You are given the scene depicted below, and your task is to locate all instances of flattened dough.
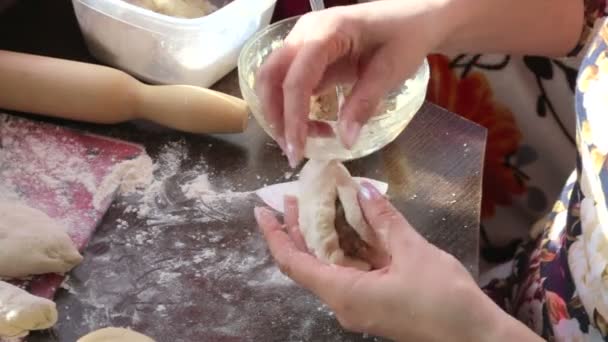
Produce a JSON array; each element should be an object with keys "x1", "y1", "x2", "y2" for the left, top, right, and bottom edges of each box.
[
  {"x1": 0, "y1": 280, "x2": 57, "y2": 338},
  {"x1": 0, "y1": 201, "x2": 83, "y2": 278},
  {"x1": 78, "y1": 327, "x2": 155, "y2": 342},
  {"x1": 298, "y1": 160, "x2": 383, "y2": 270}
]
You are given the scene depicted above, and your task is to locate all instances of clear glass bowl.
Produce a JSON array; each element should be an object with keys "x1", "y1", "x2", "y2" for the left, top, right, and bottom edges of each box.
[{"x1": 238, "y1": 16, "x2": 429, "y2": 161}]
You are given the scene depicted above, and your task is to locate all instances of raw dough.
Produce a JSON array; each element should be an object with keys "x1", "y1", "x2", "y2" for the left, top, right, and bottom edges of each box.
[
  {"x1": 297, "y1": 159, "x2": 382, "y2": 270},
  {"x1": 308, "y1": 86, "x2": 395, "y2": 121},
  {"x1": 78, "y1": 327, "x2": 155, "y2": 342},
  {"x1": 255, "y1": 177, "x2": 388, "y2": 214},
  {"x1": 310, "y1": 90, "x2": 340, "y2": 121},
  {"x1": 0, "y1": 280, "x2": 57, "y2": 338},
  {"x1": 129, "y1": 0, "x2": 216, "y2": 19},
  {"x1": 0, "y1": 201, "x2": 83, "y2": 278}
]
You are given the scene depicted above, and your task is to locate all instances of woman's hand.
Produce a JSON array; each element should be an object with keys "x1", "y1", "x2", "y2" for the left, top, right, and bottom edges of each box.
[
  {"x1": 254, "y1": 182, "x2": 543, "y2": 341},
  {"x1": 256, "y1": 1, "x2": 451, "y2": 167},
  {"x1": 256, "y1": 0, "x2": 583, "y2": 168}
]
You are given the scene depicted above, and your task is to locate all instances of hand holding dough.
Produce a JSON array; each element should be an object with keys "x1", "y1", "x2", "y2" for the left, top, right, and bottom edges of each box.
[
  {"x1": 297, "y1": 160, "x2": 388, "y2": 270},
  {"x1": 0, "y1": 201, "x2": 83, "y2": 278},
  {"x1": 78, "y1": 327, "x2": 155, "y2": 342},
  {"x1": 0, "y1": 280, "x2": 57, "y2": 338}
]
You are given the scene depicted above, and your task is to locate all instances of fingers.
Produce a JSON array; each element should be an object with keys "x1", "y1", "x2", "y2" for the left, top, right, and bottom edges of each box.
[
  {"x1": 338, "y1": 47, "x2": 401, "y2": 148},
  {"x1": 357, "y1": 182, "x2": 423, "y2": 260},
  {"x1": 359, "y1": 244, "x2": 391, "y2": 270},
  {"x1": 257, "y1": 46, "x2": 296, "y2": 150},
  {"x1": 284, "y1": 196, "x2": 309, "y2": 252},
  {"x1": 313, "y1": 59, "x2": 358, "y2": 95},
  {"x1": 308, "y1": 120, "x2": 335, "y2": 138},
  {"x1": 254, "y1": 206, "x2": 359, "y2": 304},
  {"x1": 281, "y1": 40, "x2": 331, "y2": 167},
  {"x1": 284, "y1": 195, "x2": 299, "y2": 227},
  {"x1": 280, "y1": 12, "x2": 358, "y2": 167},
  {"x1": 288, "y1": 224, "x2": 308, "y2": 253}
]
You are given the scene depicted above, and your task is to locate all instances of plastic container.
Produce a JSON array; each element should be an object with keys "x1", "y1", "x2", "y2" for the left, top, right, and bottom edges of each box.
[
  {"x1": 72, "y1": 0, "x2": 277, "y2": 87},
  {"x1": 238, "y1": 16, "x2": 429, "y2": 161}
]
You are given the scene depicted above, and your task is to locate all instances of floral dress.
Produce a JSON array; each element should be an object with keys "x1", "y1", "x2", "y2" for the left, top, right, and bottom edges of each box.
[{"x1": 446, "y1": 3, "x2": 608, "y2": 340}]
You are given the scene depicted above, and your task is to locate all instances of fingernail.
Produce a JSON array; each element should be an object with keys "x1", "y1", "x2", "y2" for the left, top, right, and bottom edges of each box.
[
  {"x1": 359, "y1": 182, "x2": 381, "y2": 201},
  {"x1": 339, "y1": 119, "x2": 362, "y2": 149},
  {"x1": 276, "y1": 136, "x2": 286, "y2": 152},
  {"x1": 254, "y1": 206, "x2": 269, "y2": 221},
  {"x1": 286, "y1": 142, "x2": 299, "y2": 168}
]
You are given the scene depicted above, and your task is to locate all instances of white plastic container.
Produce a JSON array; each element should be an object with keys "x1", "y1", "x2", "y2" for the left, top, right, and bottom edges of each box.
[{"x1": 72, "y1": 0, "x2": 277, "y2": 87}]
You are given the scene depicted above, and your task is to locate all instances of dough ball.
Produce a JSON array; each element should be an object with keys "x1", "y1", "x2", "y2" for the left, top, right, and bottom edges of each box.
[
  {"x1": 0, "y1": 280, "x2": 57, "y2": 338},
  {"x1": 0, "y1": 201, "x2": 83, "y2": 278},
  {"x1": 78, "y1": 327, "x2": 155, "y2": 342}
]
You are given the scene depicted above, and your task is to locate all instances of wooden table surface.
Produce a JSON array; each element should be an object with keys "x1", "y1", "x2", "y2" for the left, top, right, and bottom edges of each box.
[{"x1": 0, "y1": 1, "x2": 486, "y2": 341}]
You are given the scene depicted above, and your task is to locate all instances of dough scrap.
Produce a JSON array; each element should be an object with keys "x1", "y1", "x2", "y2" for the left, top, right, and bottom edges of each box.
[
  {"x1": 255, "y1": 177, "x2": 388, "y2": 214},
  {"x1": 129, "y1": 0, "x2": 216, "y2": 19},
  {"x1": 78, "y1": 327, "x2": 155, "y2": 342},
  {"x1": 298, "y1": 159, "x2": 382, "y2": 270},
  {"x1": 0, "y1": 280, "x2": 57, "y2": 338},
  {"x1": 0, "y1": 201, "x2": 83, "y2": 278}
]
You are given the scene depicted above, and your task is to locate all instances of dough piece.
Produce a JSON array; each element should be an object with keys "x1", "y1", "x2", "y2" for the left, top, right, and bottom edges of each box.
[
  {"x1": 255, "y1": 177, "x2": 388, "y2": 214},
  {"x1": 310, "y1": 90, "x2": 340, "y2": 121},
  {"x1": 78, "y1": 327, "x2": 155, "y2": 342},
  {"x1": 0, "y1": 280, "x2": 57, "y2": 338},
  {"x1": 0, "y1": 201, "x2": 83, "y2": 278},
  {"x1": 130, "y1": 0, "x2": 216, "y2": 19},
  {"x1": 298, "y1": 160, "x2": 381, "y2": 270}
]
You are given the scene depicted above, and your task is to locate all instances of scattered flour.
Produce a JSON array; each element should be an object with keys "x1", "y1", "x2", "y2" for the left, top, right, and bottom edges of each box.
[
  {"x1": 115, "y1": 140, "x2": 251, "y2": 225},
  {"x1": 181, "y1": 174, "x2": 213, "y2": 198},
  {"x1": 0, "y1": 116, "x2": 99, "y2": 201},
  {"x1": 1, "y1": 116, "x2": 355, "y2": 341},
  {"x1": 57, "y1": 139, "x2": 354, "y2": 342},
  {"x1": 92, "y1": 154, "x2": 154, "y2": 210}
]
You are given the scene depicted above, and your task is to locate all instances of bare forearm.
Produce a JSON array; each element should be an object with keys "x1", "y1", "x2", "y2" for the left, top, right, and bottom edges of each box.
[
  {"x1": 489, "y1": 316, "x2": 546, "y2": 342},
  {"x1": 471, "y1": 288, "x2": 544, "y2": 342},
  {"x1": 435, "y1": 0, "x2": 584, "y2": 56}
]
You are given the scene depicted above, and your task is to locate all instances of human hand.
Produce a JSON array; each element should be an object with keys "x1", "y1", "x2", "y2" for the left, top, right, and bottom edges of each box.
[
  {"x1": 254, "y1": 182, "x2": 541, "y2": 341},
  {"x1": 256, "y1": 1, "x2": 451, "y2": 167}
]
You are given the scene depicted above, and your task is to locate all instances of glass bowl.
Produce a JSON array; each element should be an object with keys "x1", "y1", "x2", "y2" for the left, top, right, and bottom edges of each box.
[{"x1": 238, "y1": 16, "x2": 429, "y2": 161}]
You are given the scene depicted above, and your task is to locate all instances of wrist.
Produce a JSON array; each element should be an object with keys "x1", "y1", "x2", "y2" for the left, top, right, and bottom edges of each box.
[
  {"x1": 471, "y1": 288, "x2": 544, "y2": 342},
  {"x1": 349, "y1": 0, "x2": 464, "y2": 54},
  {"x1": 425, "y1": 0, "x2": 474, "y2": 53},
  {"x1": 434, "y1": 0, "x2": 584, "y2": 56}
]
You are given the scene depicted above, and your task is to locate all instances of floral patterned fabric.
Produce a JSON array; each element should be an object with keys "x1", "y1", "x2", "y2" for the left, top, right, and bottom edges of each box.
[{"x1": 430, "y1": 3, "x2": 608, "y2": 340}]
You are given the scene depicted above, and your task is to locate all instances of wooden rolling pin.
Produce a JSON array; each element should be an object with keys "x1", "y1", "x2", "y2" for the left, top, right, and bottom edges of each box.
[{"x1": 0, "y1": 50, "x2": 248, "y2": 133}]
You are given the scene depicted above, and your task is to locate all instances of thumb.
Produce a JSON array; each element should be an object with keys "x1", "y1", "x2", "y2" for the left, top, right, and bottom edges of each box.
[
  {"x1": 357, "y1": 182, "x2": 423, "y2": 257},
  {"x1": 338, "y1": 46, "x2": 424, "y2": 149},
  {"x1": 337, "y1": 47, "x2": 400, "y2": 148}
]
